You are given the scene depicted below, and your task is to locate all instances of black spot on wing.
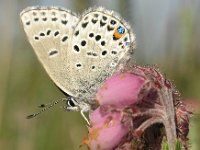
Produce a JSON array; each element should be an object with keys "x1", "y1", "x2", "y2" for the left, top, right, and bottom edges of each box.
[
  {"x1": 113, "y1": 36, "x2": 119, "y2": 40},
  {"x1": 41, "y1": 12, "x2": 46, "y2": 15},
  {"x1": 110, "y1": 20, "x2": 116, "y2": 25},
  {"x1": 119, "y1": 42, "x2": 123, "y2": 45},
  {"x1": 40, "y1": 32, "x2": 45, "y2": 36},
  {"x1": 42, "y1": 18, "x2": 47, "y2": 21},
  {"x1": 61, "y1": 20, "x2": 68, "y2": 25},
  {"x1": 34, "y1": 18, "x2": 39, "y2": 22},
  {"x1": 46, "y1": 30, "x2": 51, "y2": 35},
  {"x1": 84, "y1": 16, "x2": 88, "y2": 20},
  {"x1": 94, "y1": 14, "x2": 99, "y2": 18},
  {"x1": 95, "y1": 35, "x2": 101, "y2": 41},
  {"x1": 32, "y1": 12, "x2": 37, "y2": 16},
  {"x1": 107, "y1": 25, "x2": 114, "y2": 31},
  {"x1": 87, "y1": 52, "x2": 98, "y2": 57},
  {"x1": 81, "y1": 40, "x2": 86, "y2": 46},
  {"x1": 82, "y1": 22, "x2": 89, "y2": 28},
  {"x1": 62, "y1": 36, "x2": 68, "y2": 42},
  {"x1": 54, "y1": 31, "x2": 59, "y2": 37},
  {"x1": 111, "y1": 51, "x2": 117, "y2": 55},
  {"x1": 89, "y1": 33, "x2": 94, "y2": 38},
  {"x1": 49, "y1": 50, "x2": 58, "y2": 56},
  {"x1": 74, "y1": 45, "x2": 80, "y2": 52},
  {"x1": 102, "y1": 50, "x2": 107, "y2": 56},
  {"x1": 34, "y1": 36, "x2": 39, "y2": 40},
  {"x1": 52, "y1": 17, "x2": 57, "y2": 21},
  {"x1": 101, "y1": 41, "x2": 106, "y2": 46},
  {"x1": 75, "y1": 30, "x2": 79, "y2": 36},
  {"x1": 124, "y1": 37, "x2": 128, "y2": 41},
  {"x1": 102, "y1": 16, "x2": 107, "y2": 20},
  {"x1": 92, "y1": 19, "x2": 98, "y2": 24},
  {"x1": 26, "y1": 21, "x2": 30, "y2": 25},
  {"x1": 76, "y1": 63, "x2": 82, "y2": 68},
  {"x1": 100, "y1": 20, "x2": 106, "y2": 27}
]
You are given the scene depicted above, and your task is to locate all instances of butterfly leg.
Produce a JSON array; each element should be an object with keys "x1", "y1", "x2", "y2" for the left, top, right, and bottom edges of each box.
[
  {"x1": 63, "y1": 105, "x2": 90, "y2": 125},
  {"x1": 63, "y1": 105, "x2": 79, "y2": 111},
  {"x1": 80, "y1": 109, "x2": 90, "y2": 125}
]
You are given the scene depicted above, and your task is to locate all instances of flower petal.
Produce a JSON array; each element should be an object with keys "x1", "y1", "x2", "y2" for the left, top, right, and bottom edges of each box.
[{"x1": 96, "y1": 73, "x2": 145, "y2": 108}]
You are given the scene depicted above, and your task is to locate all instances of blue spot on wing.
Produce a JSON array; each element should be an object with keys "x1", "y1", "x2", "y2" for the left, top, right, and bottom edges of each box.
[
  {"x1": 117, "y1": 26, "x2": 125, "y2": 34},
  {"x1": 125, "y1": 42, "x2": 129, "y2": 46}
]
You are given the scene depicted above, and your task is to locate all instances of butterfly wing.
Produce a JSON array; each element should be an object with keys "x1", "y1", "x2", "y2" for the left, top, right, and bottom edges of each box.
[
  {"x1": 69, "y1": 7, "x2": 136, "y2": 101},
  {"x1": 21, "y1": 6, "x2": 136, "y2": 104},
  {"x1": 20, "y1": 7, "x2": 79, "y2": 96}
]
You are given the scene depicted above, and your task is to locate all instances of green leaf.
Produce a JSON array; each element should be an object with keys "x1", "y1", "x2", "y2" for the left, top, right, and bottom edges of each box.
[
  {"x1": 163, "y1": 142, "x2": 169, "y2": 150},
  {"x1": 175, "y1": 140, "x2": 182, "y2": 150}
]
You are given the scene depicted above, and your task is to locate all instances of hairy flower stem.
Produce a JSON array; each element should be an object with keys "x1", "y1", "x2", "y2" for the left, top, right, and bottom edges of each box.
[{"x1": 160, "y1": 89, "x2": 177, "y2": 150}]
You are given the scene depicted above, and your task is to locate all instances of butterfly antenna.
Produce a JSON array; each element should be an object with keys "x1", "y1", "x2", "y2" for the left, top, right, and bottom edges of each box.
[{"x1": 26, "y1": 98, "x2": 67, "y2": 119}]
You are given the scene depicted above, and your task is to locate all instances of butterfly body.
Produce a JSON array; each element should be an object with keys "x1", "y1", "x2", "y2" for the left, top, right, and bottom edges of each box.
[{"x1": 20, "y1": 6, "x2": 135, "y2": 112}]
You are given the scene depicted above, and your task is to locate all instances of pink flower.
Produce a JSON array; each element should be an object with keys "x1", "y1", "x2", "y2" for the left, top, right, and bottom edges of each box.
[
  {"x1": 83, "y1": 71, "x2": 146, "y2": 150},
  {"x1": 96, "y1": 73, "x2": 145, "y2": 108},
  {"x1": 83, "y1": 107, "x2": 129, "y2": 150},
  {"x1": 82, "y1": 66, "x2": 191, "y2": 150}
]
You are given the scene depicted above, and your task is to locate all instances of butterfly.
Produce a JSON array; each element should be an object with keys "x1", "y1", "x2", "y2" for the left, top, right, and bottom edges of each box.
[{"x1": 20, "y1": 6, "x2": 135, "y2": 122}]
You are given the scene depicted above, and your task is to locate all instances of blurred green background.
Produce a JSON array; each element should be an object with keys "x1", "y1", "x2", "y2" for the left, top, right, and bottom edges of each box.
[{"x1": 0, "y1": 0, "x2": 199, "y2": 150}]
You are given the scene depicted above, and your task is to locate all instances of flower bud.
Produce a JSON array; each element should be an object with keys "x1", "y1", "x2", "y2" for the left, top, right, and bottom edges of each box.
[
  {"x1": 96, "y1": 73, "x2": 145, "y2": 108},
  {"x1": 83, "y1": 107, "x2": 129, "y2": 150}
]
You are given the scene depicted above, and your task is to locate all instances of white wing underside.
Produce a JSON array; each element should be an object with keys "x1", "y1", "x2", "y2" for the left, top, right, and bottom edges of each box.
[{"x1": 20, "y1": 6, "x2": 135, "y2": 103}]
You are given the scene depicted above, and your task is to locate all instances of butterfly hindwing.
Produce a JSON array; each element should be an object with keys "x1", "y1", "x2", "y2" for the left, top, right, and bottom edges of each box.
[{"x1": 69, "y1": 7, "x2": 136, "y2": 100}]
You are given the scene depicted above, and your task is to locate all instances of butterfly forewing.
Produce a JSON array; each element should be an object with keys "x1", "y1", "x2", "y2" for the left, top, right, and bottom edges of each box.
[{"x1": 20, "y1": 7, "x2": 79, "y2": 97}]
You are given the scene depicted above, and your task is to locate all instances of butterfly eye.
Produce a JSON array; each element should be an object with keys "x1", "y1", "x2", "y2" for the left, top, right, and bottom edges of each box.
[{"x1": 67, "y1": 99, "x2": 76, "y2": 107}]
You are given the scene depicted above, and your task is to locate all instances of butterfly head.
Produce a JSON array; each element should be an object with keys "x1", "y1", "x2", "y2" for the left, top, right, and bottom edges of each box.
[{"x1": 65, "y1": 97, "x2": 91, "y2": 113}]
